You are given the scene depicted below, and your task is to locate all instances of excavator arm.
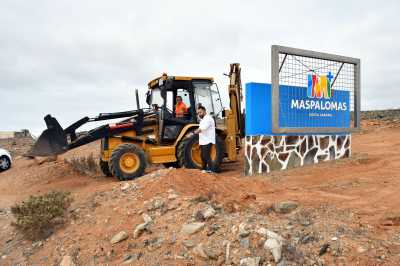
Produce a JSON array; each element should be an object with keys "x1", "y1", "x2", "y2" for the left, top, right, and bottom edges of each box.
[
  {"x1": 228, "y1": 63, "x2": 245, "y2": 137},
  {"x1": 27, "y1": 109, "x2": 150, "y2": 157},
  {"x1": 224, "y1": 63, "x2": 244, "y2": 161}
]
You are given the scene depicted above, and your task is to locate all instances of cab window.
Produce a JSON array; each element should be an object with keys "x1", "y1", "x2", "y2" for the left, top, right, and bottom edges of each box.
[
  {"x1": 193, "y1": 81, "x2": 223, "y2": 119},
  {"x1": 177, "y1": 88, "x2": 191, "y2": 109}
]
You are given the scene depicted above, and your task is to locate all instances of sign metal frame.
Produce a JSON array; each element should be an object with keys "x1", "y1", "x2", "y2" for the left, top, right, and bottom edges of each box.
[{"x1": 271, "y1": 45, "x2": 361, "y2": 134}]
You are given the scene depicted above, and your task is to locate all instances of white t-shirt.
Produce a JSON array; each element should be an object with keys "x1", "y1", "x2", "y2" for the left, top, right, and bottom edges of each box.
[{"x1": 198, "y1": 114, "x2": 216, "y2": 145}]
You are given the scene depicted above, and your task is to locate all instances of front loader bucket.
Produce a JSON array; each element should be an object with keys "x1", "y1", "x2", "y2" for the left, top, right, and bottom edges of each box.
[{"x1": 27, "y1": 115, "x2": 68, "y2": 157}]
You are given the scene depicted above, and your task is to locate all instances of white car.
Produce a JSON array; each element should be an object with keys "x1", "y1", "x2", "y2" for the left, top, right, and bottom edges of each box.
[{"x1": 0, "y1": 148, "x2": 12, "y2": 171}]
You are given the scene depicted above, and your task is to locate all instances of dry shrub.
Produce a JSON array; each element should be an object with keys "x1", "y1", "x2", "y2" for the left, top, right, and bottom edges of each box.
[
  {"x1": 65, "y1": 153, "x2": 99, "y2": 176},
  {"x1": 11, "y1": 191, "x2": 73, "y2": 240}
]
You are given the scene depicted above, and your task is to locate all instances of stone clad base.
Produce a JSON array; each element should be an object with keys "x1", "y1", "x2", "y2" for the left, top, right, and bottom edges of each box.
[{"x1": 245, "y1": 134, "x2": 351, "y2": 176}]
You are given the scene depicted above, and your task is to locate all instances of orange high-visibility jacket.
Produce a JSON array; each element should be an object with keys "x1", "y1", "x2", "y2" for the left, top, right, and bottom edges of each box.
[{"x1": 175, "y1": 102, "x2": 188, "y2": 117}]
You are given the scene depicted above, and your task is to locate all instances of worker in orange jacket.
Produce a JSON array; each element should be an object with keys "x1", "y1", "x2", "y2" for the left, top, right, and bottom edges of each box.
[{"x1": 175, "y1": 96, "x2": 188, "y2": 118}]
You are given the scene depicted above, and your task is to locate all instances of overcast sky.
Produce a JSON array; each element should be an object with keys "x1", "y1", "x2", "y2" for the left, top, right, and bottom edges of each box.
[{"x1": 1, "y1": 0, "x2": 399, "y2": 135}]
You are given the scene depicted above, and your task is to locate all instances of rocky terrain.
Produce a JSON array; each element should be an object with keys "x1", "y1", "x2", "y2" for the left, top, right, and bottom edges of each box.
[
  {"x1": 0, "y1": 112, "x2": 400, "y2": 265},
  {"x1": 0, "y1": 136, "x2": 35, "y2": 158},
  {"x1": 360, "y1": 109, "x2": 400, "y2": 121}
]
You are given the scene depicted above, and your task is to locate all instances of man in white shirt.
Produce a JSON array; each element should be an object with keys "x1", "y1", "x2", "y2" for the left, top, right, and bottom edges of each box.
[{"x1": 194, "y1": 106, "x2": 216, "y2": 173}]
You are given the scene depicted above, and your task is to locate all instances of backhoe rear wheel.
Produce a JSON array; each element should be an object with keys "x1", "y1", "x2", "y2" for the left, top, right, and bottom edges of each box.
[
  {"x1": 99, "y1": 159, "x2": 112, "y2": 177},
  {"x1": 109, "y1": 143, "x2": 146, "y2": 181},
  {"x1": 177, "y1": 134, "x2": 224, "y2": 171}
]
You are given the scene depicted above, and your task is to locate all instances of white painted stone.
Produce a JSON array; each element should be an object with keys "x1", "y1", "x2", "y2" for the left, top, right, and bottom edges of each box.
[{"x1": 245, "y1": 134, "x2": 351, "y2": 176}]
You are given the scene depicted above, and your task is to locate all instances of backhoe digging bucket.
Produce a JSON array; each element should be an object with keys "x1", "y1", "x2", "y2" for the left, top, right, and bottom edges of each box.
[{"x1": 27, "y1": 115, "x2": 68, "y2": 157}]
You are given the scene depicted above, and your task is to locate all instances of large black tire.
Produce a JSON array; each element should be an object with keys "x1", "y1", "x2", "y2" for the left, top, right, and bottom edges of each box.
[
  {"x1": 177, "y1": 134, "x2": 224, "y2": 171},
  {"x1": 0, "y1": 156, "x2": 11, "y2": 172},
  {"x1": 109, "y1": 143, "x2": 146, "y2": 181},
  {"x1": 99, "y1": 159, "x2": 112, "y2": 177}
]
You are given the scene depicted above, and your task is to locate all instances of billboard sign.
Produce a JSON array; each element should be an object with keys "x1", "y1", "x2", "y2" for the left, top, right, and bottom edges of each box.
[
  {"x1": 271, "y1": 45, "x2": 361, "y2": 134},
  {"x1": 279, "y1": 72, "x2": 350, "y2": 128}
]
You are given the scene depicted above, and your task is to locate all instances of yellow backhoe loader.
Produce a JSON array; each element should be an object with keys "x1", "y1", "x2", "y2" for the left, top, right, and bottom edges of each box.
[{"x1": 28, "y1": 64, "x2": 244, "y2": 180}]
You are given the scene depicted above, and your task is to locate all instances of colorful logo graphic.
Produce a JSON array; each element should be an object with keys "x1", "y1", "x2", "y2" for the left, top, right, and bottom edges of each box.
[{"x1": 307, "y1": 72, "x2": 334, "y2": 99}]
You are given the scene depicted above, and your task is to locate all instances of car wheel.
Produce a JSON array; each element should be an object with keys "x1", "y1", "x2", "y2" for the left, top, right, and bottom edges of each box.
[{"x1": 0, "y1": 156, "x2": 11, "y2": 171}]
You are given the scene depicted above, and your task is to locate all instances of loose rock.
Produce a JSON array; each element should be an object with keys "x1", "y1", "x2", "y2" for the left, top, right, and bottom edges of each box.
[
  {"x1": 240, "y1": 257, "x2": 261, "y2": 266},
  {"x1": 264, "y1": 231, "x2": 284, "y2": 263},
  {"x1": 256, "y1": 227, "x2": 269, "y2": 237},
  {"x1": 193, "y1": 243, "x2": 208, "y2": 259},
  {"x1": 147, "y1": 197, "x2": 165, "y2": 211},
  {"x1": 123, "y1": 254, "x2": 139, "y2": 264},
  {"x1": 238, "y1": 222, "x2": 251, "y2": 238},
  {"x1": 182, "y1": 240, "x2": 195, "y2": 248},
  {"x1": 273, "y1": 201, "x2": 298, "y2": 214},
  {"x1": 300, "y1": 234, "x2": 315, "y2": 244},
  {"x1": 110, "y1": 231, "x2": 129, "y2": 244},
  {"x1": 264, "y1": 238, "x2": 282, "y2": 263},
  {"x1": 202, "y1": 206, "x2": 216, "y2": 220},
  {"x1": 142, "y1": 213, "x2": 152, "y2": 224},
  {"x1": 168, "y1": 193, "x2": 179, "y2": 200},
  {"x1": 192, "y1": 243, "x2": 220, "y2": 260},
  {"x1": 277, "y1": 259, "x2": 288, "y2": 266},
  {"x1": 207, "y1": 223, "x2": 221, "y2": 236},
  {"x1": 357, "y1": 246, "x2": 368, "y2": 253},
  {"x1": 319, "y1": 243, "x2": 330, "y2": 256},
  {"x1": 59, "y1": 255, "x2": 76, "y2": 266},
  {"x1": 203, "y1": 246, "x2": 220, "y2": 260},
  {"x1": 223, "y1": 240, "x2": 231, "y2": 264},
  {"x1": 134, "y1": 213, "x2": 153, "y2": 238},
  {"x1": 133, "y1": 223, "x2": 148, "y2": 239},
  {"x1": 180, "y1": 222, "x2": 205, "y2": 235},
  {"x1": 266, "y1": 230, "x2": 283, "y2": 243},
  {"x1": 240, "y1": 237, "x2": 250, "y2": 249},
  {"x1": 259, "y1": 229, "x2": 283, "y2": 242},
  {"x1": 121, "y1": 183, "x2": 130, "y2": 192}
]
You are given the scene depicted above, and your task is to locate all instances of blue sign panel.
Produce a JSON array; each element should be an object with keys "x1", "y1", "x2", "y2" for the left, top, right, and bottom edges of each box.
[
  {"x1": 279, "y1": 85, "x2": 350, "y2": 128},
  {"x1": 245, "y1": 82, "x2": 350, "y2": 136},
  {"x1": 245, "y1": 83, "x2": 272, "y2": 135}
]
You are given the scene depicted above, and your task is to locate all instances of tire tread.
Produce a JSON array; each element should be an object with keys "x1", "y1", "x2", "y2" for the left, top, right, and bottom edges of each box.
[{"x1": 109, "y1": 143, "x2": 146, "y2": 181}]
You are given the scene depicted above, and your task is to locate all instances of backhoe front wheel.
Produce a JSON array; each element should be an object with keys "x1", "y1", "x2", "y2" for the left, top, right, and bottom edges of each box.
[
  {"x1": 109, "y1": 143, "x2": 146, "y2": 181},
  {"x1": 177, "y1": 134, "x2": 224, "y2": 171}
]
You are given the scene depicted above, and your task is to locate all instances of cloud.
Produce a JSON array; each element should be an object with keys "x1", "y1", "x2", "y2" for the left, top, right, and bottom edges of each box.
[{"x1": 0, "y1": 0, "x2": 399, "y2": 135}]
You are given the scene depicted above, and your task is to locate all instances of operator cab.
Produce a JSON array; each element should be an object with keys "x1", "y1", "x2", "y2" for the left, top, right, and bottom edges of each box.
[{"x1": 146, "y1": 75, "x2": 223, "y2": 143}]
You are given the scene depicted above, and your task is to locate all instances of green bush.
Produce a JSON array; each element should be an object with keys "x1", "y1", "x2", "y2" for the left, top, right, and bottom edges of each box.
[{"x1": 11, "y1": 191, "x2": 73, "y2": 239}]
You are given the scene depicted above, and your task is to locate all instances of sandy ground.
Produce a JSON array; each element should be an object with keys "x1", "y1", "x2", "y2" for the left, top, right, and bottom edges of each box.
[{"x1": 0, "y1": 120, "x2": 400, "y2": 265}]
